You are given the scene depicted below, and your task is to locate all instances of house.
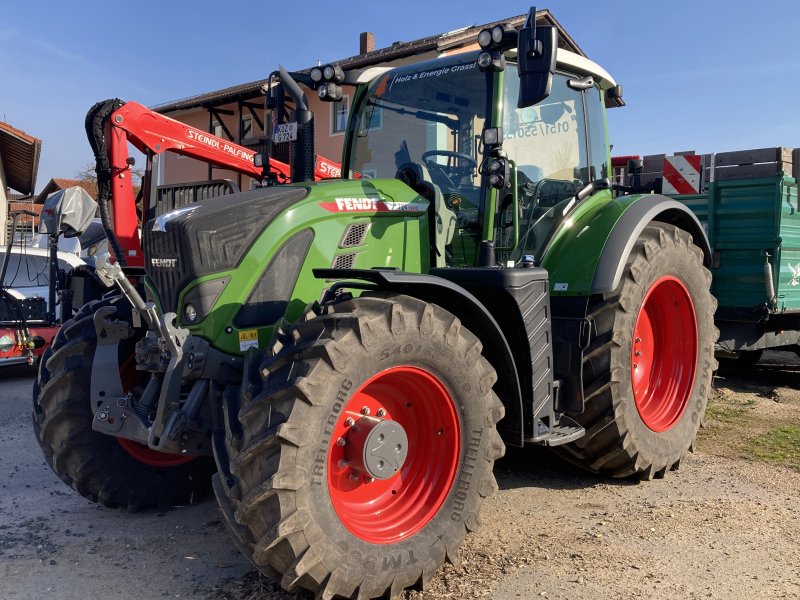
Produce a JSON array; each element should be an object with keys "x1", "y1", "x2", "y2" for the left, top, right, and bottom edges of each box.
[
  {"x1": 35, "y1": 178, "x2": 99, "y2": 204},
  {"x1": 0, "y1": 121, "x2": 41, "y2": 245},
  {"x1": 154, "y1": 10, "x2": 585, "y2": 191}
]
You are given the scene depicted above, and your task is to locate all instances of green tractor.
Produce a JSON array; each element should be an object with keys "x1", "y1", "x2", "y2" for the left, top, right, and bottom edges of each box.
[{"x1": 33, "y1": 10, "x2": 715, "y2": 599}]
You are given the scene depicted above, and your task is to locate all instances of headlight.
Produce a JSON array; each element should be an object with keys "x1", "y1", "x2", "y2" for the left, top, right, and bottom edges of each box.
[
  {"x1": 184, "y1": 303, "x2": 197, "y2": 323},
  {"x1": 477, "y1": 28, "x2": 492, "y2": 48},
  {"x1": 318, "y1": 83, "x2": 329, "y2": 99},
  {"x1": 323, "y1": 65, "x2": 335, "y2": 80},
  {"x1": 310, "y1": 67, "x2": 323, "y2": 82}
]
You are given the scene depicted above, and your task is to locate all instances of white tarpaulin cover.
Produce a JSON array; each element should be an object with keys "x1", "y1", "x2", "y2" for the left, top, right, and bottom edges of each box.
[{"x1": 38, "y1": 187, "x2": 97, "y2": 238}]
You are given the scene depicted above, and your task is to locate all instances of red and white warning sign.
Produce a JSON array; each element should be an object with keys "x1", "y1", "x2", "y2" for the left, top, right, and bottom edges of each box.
[{"x1": 662, "y1": 154, "x2": 702, "y2": 194}]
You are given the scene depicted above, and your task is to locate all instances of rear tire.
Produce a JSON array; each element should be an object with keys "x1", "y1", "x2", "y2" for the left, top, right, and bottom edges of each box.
[
  {"x1": 34, "y1": 296, "x2": 215, "y2": 510},
  {"x1": 554, "y1": 223, "x2": 717, "y2": 479},
  {"x1": 214, "y1": 294, "x2": 505, "y2": 598}
]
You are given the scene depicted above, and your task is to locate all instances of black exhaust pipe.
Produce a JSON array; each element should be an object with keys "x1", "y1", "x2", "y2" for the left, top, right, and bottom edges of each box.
[{"x1": 278, "y1": 65, "x2": 315, "y2": 183}]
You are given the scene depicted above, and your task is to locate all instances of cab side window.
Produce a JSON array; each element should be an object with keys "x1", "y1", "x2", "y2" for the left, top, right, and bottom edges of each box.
[
  {"x1": 503, "y1": 72, "x2": 589, "y2": 205},
  {"x1": 499, "y1": 72, "x2": 608, "y2": 261},
  {"x1": 585, "y1": 85, "x2": 609, "y2": 181}
]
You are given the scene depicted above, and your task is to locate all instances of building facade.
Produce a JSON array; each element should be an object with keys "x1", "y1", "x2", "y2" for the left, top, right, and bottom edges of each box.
[
  {"x1": 154, "y1": 11, "x2": 585, "y2": 190},
  {"x1": 0, "y1": 121, "x2": 41, "y2": 245}
]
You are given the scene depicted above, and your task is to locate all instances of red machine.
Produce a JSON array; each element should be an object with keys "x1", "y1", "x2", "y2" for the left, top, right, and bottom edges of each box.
[{"x1": 86, "y1": 100, "x2": 343, "y2": 268}]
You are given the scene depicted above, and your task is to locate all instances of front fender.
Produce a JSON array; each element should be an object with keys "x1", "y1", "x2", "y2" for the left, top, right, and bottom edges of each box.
[{"x1": 540, "y1": 191, "x2": 711, "y2": 296}]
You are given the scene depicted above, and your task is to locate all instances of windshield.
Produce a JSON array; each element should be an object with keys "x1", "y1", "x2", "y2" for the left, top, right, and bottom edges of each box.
[{"x1": 348, "y1": 53, "x2": 491, "y2": 266}]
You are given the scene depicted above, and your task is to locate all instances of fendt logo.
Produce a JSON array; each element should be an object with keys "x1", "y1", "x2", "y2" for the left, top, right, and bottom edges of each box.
[{"x1": 150, "y1": 258, "x2": 178, "y2": 268}]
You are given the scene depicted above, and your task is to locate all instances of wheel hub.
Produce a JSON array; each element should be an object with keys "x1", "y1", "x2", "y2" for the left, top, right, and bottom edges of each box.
[{"x1": 344, "y1": 416, "x2": 408, "y2": 480}]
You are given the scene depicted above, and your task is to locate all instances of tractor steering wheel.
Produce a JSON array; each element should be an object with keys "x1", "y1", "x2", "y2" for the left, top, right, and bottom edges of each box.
[{"x1": 421, "y1": 150, "x2": 477, "y2": 189}]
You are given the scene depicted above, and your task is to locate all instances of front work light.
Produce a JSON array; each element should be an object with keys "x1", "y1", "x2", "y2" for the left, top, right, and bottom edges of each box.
[
  {"x1": 478, "y1": 28, "x2": 493, "y2": 48},
  {"x1": 477, "y1": 23, "x2": 518, "y2": 51},
  {"x1": 318, "y1": 82, "x2": 343, "y2": 102},
  {"x1": 310, "y1": 63, "x2": 345, "y2": 102},
  {"x1": 477, "y1": 50, "x2": 505, "y2": 72}
]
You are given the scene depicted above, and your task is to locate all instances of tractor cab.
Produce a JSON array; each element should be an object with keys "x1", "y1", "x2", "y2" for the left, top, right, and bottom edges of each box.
[{"x1": 334, "y1": 22, "x2": 618, "y2": 270}]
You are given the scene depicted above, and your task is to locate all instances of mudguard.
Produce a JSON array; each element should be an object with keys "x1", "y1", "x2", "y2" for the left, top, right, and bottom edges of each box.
[
  {"x1": 541, "y1": 191, "x2": 711, "y2": 296},
  {"x1": 591, "y1": 195, "x2": 711, "y2": 294},
  {"x1": 313, "y1": 268, "x2": 526, "y2": 447}
]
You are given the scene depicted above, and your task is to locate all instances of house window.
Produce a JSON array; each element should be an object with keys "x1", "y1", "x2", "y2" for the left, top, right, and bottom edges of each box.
[
  {"x1": 241, "y1": 115, "x2": 253, "y2": 140},
  {"x1": 212, "y1": 121, "x2": 224, "y2": 138},
  {"x1": 331, "y1": 96, "x2": 349, "y2": 135}
]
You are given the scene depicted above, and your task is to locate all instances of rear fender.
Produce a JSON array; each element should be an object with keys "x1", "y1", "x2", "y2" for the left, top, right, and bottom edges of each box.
[
  {"x1": 541, "y1": 192, "x2": 711, "y2": 296},
  {"x1": 591, "y1": 195, "x2": 711, "y2": 294}
]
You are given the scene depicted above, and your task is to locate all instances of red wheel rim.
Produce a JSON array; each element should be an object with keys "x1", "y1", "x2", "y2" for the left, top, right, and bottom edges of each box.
[
  {"x1": 116, "y1": 358, "x2": 194, "y2": 468},
  {"x1": 328, "y1": 366, "x2": 460, "y2": 544},
  {"x1": 631, "y1": 276, "x2": 698, "y2": 432}
]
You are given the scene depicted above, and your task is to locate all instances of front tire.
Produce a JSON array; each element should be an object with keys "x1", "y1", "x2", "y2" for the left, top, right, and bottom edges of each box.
[
  {"x1": 555, "y1": 223, "x2": 717, "y2": 479},
  {"x1": 34, "y1": 296, "x2": 215, "y2": 510},
  {"x1": 215, "y1": 294, "x2": 505, "y2": 598}
]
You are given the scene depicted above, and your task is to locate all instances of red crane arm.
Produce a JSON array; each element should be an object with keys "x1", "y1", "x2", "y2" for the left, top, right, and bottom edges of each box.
[
  {"x1": 111, "y1": 101, "x2": 291, "y2": 180},
  {"x1": 102, "y1": 101, "x2": 343, "y2": 267}
]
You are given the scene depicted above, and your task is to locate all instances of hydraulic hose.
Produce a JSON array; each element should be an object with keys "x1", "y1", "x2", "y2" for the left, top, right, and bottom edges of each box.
[{"x1": 85, "y1": 99, "x2": 127, "y2": 267}]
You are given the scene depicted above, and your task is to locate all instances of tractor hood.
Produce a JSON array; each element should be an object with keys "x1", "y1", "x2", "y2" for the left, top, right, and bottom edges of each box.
[
  {"x1": 143, "y1": 185, "x2": 309, "y2": 312},
  {"x1": 143, "y1": 179, "x2": 429, "y2": 342}
]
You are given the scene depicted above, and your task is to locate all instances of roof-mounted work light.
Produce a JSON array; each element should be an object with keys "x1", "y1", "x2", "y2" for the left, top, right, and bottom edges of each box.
[
  {"x1": 309, "y1": 64, "x2": 345, "y2": 103},
  {"x1": 477, "y1": 23, "x2": 518, "y2": 50},
  {"x1": 476, "y1": 23, "x2": 516, "y2": 72}
]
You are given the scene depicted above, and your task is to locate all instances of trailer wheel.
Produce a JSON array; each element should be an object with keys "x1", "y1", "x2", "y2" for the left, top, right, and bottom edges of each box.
[
  {"x1": 34, "y1": 296, "x2": 215, "y2": 510},
  {"x1": 215, "y1": 294, "x2": 504, "y2": 598},
  {"x1": 555, "y1": 223, "x2": 716, "y2": 479}
]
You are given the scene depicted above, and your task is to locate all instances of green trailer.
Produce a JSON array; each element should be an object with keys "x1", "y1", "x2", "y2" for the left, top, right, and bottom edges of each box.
[
  {"x1": 621, "y1": 148, "x2": 800, "y2": 361},
  {"x1": 681, "y1": 174, "x2": 800, "y2": 360}
]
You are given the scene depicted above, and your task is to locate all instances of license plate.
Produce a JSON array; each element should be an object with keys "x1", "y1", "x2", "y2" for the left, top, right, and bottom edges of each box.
[{"x1": 273, "y1": 122, "x2": 297, "y2": 143}]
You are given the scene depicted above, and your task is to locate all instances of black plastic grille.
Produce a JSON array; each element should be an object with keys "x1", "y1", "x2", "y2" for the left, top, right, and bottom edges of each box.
[
  {"x1": 339, "y1": 223, "x2": 369, "y2": 248},
  {"x1": 144, "y1": 186, "x2": 308, "y2": 312},
  {"x1": 333, "y1": 253, "x2": 357, "y2": 269}
]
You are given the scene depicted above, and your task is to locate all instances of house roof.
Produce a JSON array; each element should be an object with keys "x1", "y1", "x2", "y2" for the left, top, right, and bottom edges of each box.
[
  {"x1": 34, "y1": 178, "x2": 98, "y2": 204},
  {"x1": 154, "y1": 10, "x2": 584, "y2": 114},
  {"x1": 0, "y1": 121, "x2": 42, "y2": 195}
]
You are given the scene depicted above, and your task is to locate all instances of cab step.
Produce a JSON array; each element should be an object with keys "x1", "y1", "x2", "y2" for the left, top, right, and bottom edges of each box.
[{"x1": 526, "y1": 415, "x2": 585, "y2": 446}]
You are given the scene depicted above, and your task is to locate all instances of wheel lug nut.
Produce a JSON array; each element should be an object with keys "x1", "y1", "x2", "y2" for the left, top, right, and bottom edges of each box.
[
  {"x1": 349, "y1": 473, "x2": 359, "y2": 481},
  {"x1": 634, "y1": 364, "x2": 638, "y2": 369},
  {"x1": 376, "y1": 408, "x2": 386, "y2": 417},
  {"x1": 635, "y1": 337, "x2": 642, "y2": 343},
  {"x1": 338, "y1": 459, "x2": 348, "y2": 469},
  {"x1": 337, "y1": 437, "x2": 346, "y2": 447},
  {"x1": 364, "y1": 476, "x2": 374, "y2": 483},
  {"x1": 345, "y1": 417, "x2": 355, "y2": 427},
  {"x1": 360, "y1": 406, "x2": 370, "y2": 415},
  {"x1": 635, "y1": 351, "x2": 642, "y2": 356}
]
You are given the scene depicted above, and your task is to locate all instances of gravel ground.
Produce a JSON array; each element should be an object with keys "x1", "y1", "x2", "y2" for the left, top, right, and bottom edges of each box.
[{"x1": 1, "y1": 355, "x2": 798, "y2": 600}]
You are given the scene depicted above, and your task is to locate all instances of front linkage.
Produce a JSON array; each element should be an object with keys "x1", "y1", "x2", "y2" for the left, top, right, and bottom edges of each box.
[{"x1": 91, "y1": 255, "x2": 240, "y2": 460}]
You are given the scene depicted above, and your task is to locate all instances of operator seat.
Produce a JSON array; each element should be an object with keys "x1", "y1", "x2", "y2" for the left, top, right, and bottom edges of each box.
[{"x1": 396, "y1": 162, "x2": 456, "y2": 267}]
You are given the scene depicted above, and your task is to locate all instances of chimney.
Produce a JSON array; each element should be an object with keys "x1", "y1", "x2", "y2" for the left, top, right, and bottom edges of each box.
[{"x1": 360, "y1": 31, "x2": 375, "y2": 55}]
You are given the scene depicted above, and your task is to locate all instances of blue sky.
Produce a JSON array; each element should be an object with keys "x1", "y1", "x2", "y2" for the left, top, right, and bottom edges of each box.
[{"x1": 2, "y1": 0, "x2": 798, "y2": 192}]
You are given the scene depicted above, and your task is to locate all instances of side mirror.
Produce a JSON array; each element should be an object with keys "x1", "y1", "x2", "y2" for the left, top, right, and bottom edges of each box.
[{"x1": 517, "y1": 7, "x2": 558, "y2": 109}]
